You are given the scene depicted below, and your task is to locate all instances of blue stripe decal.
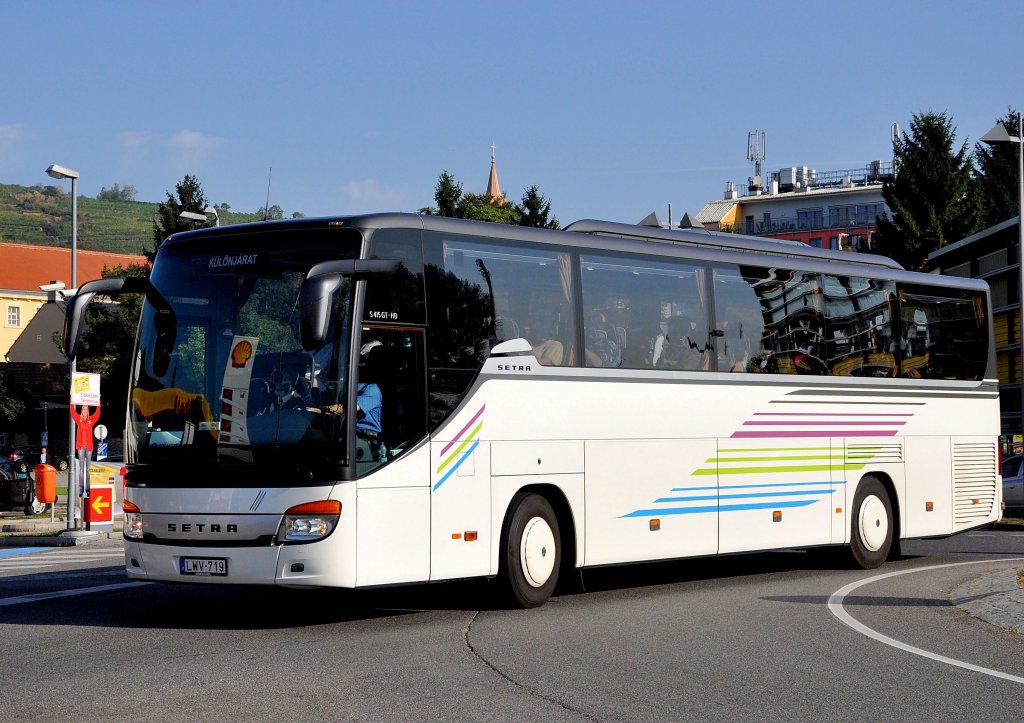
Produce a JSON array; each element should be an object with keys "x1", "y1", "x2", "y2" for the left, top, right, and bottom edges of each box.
[
  {"x1": 671, "y1": 480, "x2": 846, "y2": 492},
  {"x1": 433, "y1": 439, "x2": 480, "y2": 491},
  {"x1": 0, "y1": 547, "x2": 50, "y2": 558},
  {"x1": 655, "y1": 489, "x2": 835, "y2": 503},
  {"x1": 622, "y1": 500, "x2": 817, "y2": 518}
]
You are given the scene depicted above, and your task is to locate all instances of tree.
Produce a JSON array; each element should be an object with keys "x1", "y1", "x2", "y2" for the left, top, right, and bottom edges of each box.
[
  {"x1": 97, "y1": 183, "x2": 138, "y2": 202},
  {"x1": 459, "y1": 193, "x2": 521, "y2": 224},
  {"x1": 150, "y1": 174, "x2": 209, "y2": 262},
  {"x1": 75, "y1": 263, "x2": 149, "y2": 435},
  {"x1": 0, "y1": 369, "x2": 27, "y2": 426},
  {"x1": 433, "y1": 170, "x2": 463, "y2": 217},
  {"x1": 516, "y1": 185, "x2": 560, "y2": 229},
  {"x1": 974, "y1": 107, "x2": 1021, "y2": 228},
  {"x1": 257, "y1": 204, "x2": 284, "y2": 220},
  {"x1": 872, "y1": 112, "x2": 981, "y2": 270},
  {"x1": 422, "y1": 171, "x2": 561, "y2": 228}
]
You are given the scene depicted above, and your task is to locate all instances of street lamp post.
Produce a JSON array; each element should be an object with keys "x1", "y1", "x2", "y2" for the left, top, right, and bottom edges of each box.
[
  {"x1": 981, "y1": 114, "x2": 1024, "y2": 452},
  {"x1": 45, "y1": 163, "x2": 80, "y2": 529}
]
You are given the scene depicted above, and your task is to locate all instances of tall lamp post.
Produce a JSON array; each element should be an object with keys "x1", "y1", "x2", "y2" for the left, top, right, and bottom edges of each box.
[
  {"x1": 45, "y1": 163, "x2": 80, "y2": 529},
  {"x1": 981, "y1": 114, "x2": 1024, "y2": 452}
]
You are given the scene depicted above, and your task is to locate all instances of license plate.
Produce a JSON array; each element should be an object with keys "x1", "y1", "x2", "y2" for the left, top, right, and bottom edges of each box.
[{"x1": 180, "y1": 557, "x2": 228, "y2": 576}]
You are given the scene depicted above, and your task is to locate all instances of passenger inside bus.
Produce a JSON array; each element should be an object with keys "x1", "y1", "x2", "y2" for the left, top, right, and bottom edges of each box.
[
  {"x1": 584, "y1": 309, "x2": 622, "y2": 367},
  {"x1": 658, "y1": 315, "x2": 708, "y2": 371}
]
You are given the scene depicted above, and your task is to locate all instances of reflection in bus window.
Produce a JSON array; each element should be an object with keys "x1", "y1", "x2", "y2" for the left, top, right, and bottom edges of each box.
[
  {"x1": 898, "y1": 285, "x2": 988, "y2": 380},
  {"x1": 822, "y1": 276, "x2": 897, "y2": 377}
]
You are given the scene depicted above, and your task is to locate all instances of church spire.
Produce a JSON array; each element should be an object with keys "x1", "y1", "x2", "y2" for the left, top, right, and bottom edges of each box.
[{"x1": 485, "y1": 144, "x2": 505, "y2": 205}]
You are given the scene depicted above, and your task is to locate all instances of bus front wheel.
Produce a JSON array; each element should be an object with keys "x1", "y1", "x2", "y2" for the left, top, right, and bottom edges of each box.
[
  {"x1": 500, "y1": 493, "x2": 561, "y2": 608},
  {"x1": 849, "y1": 477, "x2": 893, "y2": 569}
]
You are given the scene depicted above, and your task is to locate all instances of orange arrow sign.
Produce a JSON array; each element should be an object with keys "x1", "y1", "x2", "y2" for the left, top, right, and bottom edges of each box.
[
  {"x1": 90, "y1": 495, "x2": 110, "y2": 516},
  {"x1": 84, "y1": 485, "x2": 113, "y2": 523}
]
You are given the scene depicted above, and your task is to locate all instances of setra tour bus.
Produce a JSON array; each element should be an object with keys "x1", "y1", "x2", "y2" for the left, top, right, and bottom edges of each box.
[{"x1": 63, "y1": 213, "x2": 1001, "y2": 607}]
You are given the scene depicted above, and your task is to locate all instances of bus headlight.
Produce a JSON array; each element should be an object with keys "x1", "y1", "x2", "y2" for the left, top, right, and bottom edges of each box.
[
  {"x1": 278, "y1": 500, "x2": 342, "y2": 542},
  {"x1": 123, "y1": 500, "x2": 144, "y2": 540}
]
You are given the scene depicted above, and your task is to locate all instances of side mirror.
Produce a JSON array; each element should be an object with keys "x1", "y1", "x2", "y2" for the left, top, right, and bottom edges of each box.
[
  {"x1": 64, "y1": 276, "x2": 176, "y2": 361},
  {"x1": 298, "y1": 259, "x2": 401, "y2": 351}
]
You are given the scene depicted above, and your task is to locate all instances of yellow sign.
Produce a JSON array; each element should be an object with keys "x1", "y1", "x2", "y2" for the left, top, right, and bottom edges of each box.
[
  {"x1": 89, "y1": 464, "x2": 118, "y2": 503},
  {"x1": 71, "y1": 372, "x2": 101, "y2": 405}
]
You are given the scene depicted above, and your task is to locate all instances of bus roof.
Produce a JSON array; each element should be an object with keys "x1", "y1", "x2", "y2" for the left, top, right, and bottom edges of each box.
[
  {"x1": 563, "y1": 218, "x2": 906, "y2": 271},
  {"x1": 166, "y1": 212, "x2": 982, "y2": 288}
]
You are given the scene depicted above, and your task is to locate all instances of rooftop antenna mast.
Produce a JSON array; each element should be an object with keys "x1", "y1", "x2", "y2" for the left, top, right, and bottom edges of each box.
[
  {"x1": 263, "y1": 167, "x2": 273, "y2": 221},
  {"x1": 747, "y1": 130, "x2": 766, "y2": 193}
]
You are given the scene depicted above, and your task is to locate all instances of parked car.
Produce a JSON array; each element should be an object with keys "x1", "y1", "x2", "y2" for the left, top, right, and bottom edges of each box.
[
  {"x1": 8, "y1": 444, "x2": 69, "y2": 472},
  {"x1": 1001, "y1": 454, "x2": 1024, "y2": 513},
  {"x1": 0, "y1": 458, "x2": 49, "y2": 515}
]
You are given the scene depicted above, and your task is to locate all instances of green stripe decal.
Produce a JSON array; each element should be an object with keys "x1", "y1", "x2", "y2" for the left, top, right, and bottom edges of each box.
[
  {"x1": 717, "y1": 447, "x2": 831, "y2": 453},
  {"x1": 704, "y1": 455, "x2": 832, "y2": 463},
  {"x1": 436, "y1": 422, "x2": 483, "y2": 474},
  {"x1": 693, "y1": 463, "x2": 866, "y2": 476}
]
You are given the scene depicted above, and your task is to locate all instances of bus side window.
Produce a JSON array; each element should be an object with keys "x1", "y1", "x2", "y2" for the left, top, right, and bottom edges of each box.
[{"x1": 580, "y1": 253, "x2": 709, "y2": 370}]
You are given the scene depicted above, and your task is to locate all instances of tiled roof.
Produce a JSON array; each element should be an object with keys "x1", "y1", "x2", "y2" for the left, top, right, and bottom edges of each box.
[
  {"x1": 5, "y1": 304, "x2": 66, "y2": 364},
  {"x1": 696, "y1": 199, "x2": 738, "y2": 224},
  {"x1": 0, "y1": 243, "x2": 148, "y2": 292},
  {"x1": 0, "y1": 361, "x2": 69, "y2": 403}
]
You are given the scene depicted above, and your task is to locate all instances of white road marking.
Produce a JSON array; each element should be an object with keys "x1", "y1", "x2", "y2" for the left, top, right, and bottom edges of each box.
[
  {"x1": 828, "y1": 558, "x2": 1024, "y2": 685},
  {"x1": 0, "y1": 547, "x2": 125, "y2": 572},
  {"x1": 0, "y1": 581, "x2": 151, "y2": 608}
]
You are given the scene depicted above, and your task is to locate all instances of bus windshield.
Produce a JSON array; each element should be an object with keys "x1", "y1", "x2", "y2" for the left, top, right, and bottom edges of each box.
[{"x1": 128, "y1": 232, "x2": 358, "y2": 485}]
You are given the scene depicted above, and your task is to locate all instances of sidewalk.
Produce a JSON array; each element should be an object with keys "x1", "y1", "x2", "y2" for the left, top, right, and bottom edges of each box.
[{"x1": 0, "y1": 496, "x2": 122, "y2": 546}]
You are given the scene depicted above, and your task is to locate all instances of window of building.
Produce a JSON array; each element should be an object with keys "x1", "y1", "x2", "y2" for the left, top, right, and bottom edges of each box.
[
  {"x1": 829, "y1": 205, "x2": 858, "y2": 227},
  {"x1": 809, "y1": 237, "x2": 823, "y2": 248},
  {"x1": 6, "y1": 305, "x2": 20, "y2": 327},
  {"x1": 797, "y1": 208, "x2": 823, "y2": 231}
]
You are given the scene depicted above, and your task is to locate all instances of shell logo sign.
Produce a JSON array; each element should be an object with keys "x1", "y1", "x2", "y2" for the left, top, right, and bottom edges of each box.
[{"x1": 231, "y1": 340, "x2": 254, "y2": 368}]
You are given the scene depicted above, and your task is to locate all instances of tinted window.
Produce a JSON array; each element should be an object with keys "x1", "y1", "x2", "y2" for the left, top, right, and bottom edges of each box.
[
  {"x1": 363, "y1": 228, "x2": 425, "y2": 325},
  {"x1": 581, "y1": 254, "x2": 709, "y2": 370},
  {"x1": 822, "y1": 275, "x2": 897, "y2": 377},
  {"x1": 899, "y1": 284, "x2": 989, "y2": 380},
  {"x1": 424, "y1": 232, "x2": 576, "y2": 427}
]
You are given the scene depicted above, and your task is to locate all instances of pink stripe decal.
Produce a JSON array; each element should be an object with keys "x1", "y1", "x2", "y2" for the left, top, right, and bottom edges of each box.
[
  {"x1": 742, "y1": 420, "x2": 906, "y2": 426},
  {"x1": 753, "y1": 412, "x2": 912, "y2": 417},
  {"x1": 439, "y1": 405, "x2": 486, "y2": 456},
  {"x1": 731, "y1": 430, "x2": 899, "y2": 438}
]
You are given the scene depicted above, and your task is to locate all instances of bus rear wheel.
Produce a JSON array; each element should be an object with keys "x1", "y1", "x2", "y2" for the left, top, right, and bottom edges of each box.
[
  {"x1": 500, "y1": 493, "x2": 561, "y2": 608},
  {"x1": 849, "y1": 477, "x2": 893, "y2": 569}
]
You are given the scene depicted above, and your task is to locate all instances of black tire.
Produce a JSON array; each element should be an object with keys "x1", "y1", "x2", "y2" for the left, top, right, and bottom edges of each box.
[
  {"x1": 500, "y1": 493, "x2": 561, "y2": 608},
  {"x1": 849, "y1": 477, "x2": 893, "y2": 569}
]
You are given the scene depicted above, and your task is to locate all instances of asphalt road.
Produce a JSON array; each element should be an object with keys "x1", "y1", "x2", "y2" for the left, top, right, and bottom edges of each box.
[{"x1": 0, "y1": 531, "x2": 1022, "y2": 722}]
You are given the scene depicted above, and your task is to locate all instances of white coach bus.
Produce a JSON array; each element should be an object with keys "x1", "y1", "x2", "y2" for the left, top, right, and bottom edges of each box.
[{"x1": 64, "y1": 213, "x2": 1000, "y2": 607}]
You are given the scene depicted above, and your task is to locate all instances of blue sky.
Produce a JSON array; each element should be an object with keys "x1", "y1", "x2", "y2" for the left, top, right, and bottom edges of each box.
[{"x1": 3, "y1": 1, "x2": 1022, "y2": 226}]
